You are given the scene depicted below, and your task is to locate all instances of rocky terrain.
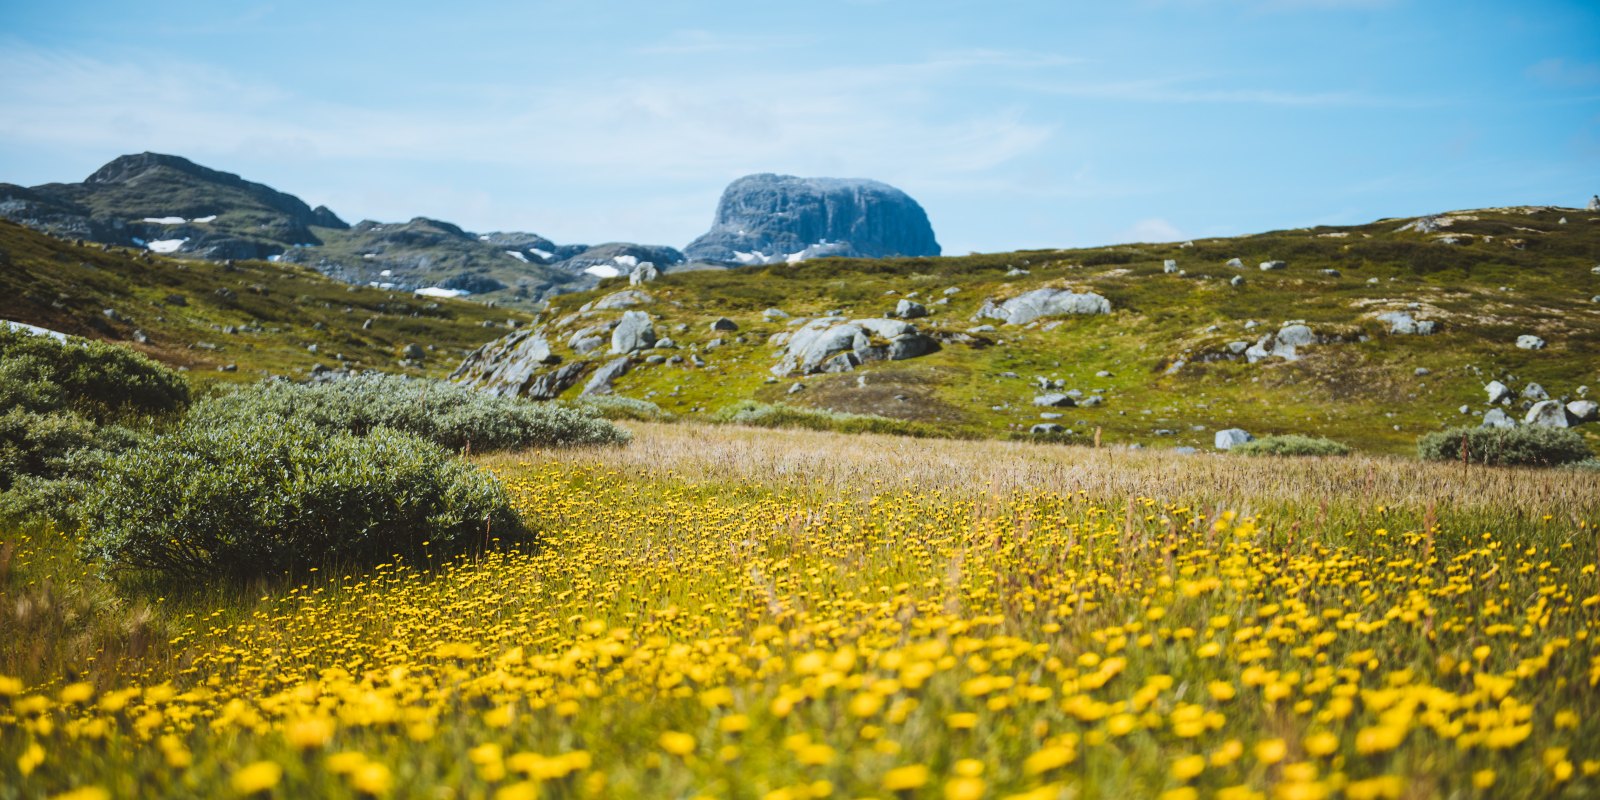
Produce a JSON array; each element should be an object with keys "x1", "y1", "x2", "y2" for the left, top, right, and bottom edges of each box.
[
  {"x1": 453, "y1": 204, "x2": 1600, "y2": 454},
  {"x1": 684, "y1": 173, "x2": 940, "y2": 264}
]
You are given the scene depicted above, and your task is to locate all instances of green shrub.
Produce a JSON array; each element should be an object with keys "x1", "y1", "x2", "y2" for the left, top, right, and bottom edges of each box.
[
  {"x1": 713, "y1": 400, "x2": 936, "y2": 437},
  {"x1": 1231, "y1": 434, "x2": 1351, "y2": 457},
  {"x1": 0, "y1": 327, "x2": 189, "y2": 420},
  {"x1": 190, "y1": 374, "x2": 629, "y2": 452},
  {"x1": 568, "y1": 395, "x2": 672, "y2": 422},
  {"x1": 1417, "y1": 426, "x2": 1592, "y2": 467},
  {"x1": 80, "y1": 419, "x2": 528, "y2": 583}
]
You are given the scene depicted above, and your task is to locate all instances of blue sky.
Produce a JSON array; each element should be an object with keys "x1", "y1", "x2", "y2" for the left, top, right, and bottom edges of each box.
[{"x1": 1, "y1": 1, "x2": 1596, "y2": 254}]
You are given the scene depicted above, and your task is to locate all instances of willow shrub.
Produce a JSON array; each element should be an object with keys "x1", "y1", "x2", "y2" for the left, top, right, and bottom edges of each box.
[
  {"x1": 188, "y1": 373, "x2": 627, "y2": 453},
  {"x1": 80, "y1": 418, "x2": 529, "y2": 583},
  {"x1": 1231, "y1": 434, "x2": 1351, "y2": 457},
  {"x1": 1417, "y1": 425, "x2": 1591, "y2": 467}
]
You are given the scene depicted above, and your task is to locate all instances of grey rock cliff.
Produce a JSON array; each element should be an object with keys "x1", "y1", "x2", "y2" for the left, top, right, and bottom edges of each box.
[{"x1": 684, "y1": 174, "x2": 940, "y2": 265}]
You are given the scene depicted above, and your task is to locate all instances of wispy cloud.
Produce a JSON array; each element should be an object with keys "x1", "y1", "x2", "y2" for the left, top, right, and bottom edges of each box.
[
  {"x1": 1526, "y1": 57, "x2": 1600, "y2": 88},
  {"x1": 633, "y1": 29, "x2": 810, "y2": 56}
]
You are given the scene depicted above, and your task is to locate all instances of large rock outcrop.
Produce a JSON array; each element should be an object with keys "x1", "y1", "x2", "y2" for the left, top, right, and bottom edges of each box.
[
  {"x1": 975, "y1": 289, "x2": 1112, "y2": 325},
  {"x1": 771, "y1": 317, "x2": 939, "y2": 376},
  {"x1": 450, "y1": 329, "x2": 578, "y2": 398},
  {"x1": 684, "y1": 174, "x2": 940, "y2": 265}
]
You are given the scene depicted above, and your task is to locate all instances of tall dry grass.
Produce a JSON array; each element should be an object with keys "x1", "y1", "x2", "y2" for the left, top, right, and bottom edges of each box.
[{"x1": 488, "y1": 422, "x2": 1599, "y2": 532}]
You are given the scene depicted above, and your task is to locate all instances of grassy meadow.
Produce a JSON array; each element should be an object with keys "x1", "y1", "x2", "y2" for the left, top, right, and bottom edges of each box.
[{"x1": 4, "y1": 422, "x2": 1598, "y2": 799}]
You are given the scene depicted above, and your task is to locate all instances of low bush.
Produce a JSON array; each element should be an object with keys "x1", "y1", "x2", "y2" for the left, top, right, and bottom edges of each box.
[
  {"x1": 79, "y1": 418, "x2": 529, "y2": 583},
  {"x1": 568, "y1": 395, "x2": 672, "y2": 422},
  {"x1": 0, "y1": 327, "x2": 189, "y2": 420},
  {"x1": 1231, "y1": 434, "x2": 1351, "y2": 457},
  {"x1": 1417, "y1": 425, "x2": 1592, "y2": 467},
  {"x1": 714, "y1": 400, "x2": 937, "y2": 437},
  {"x1": 190, "y1": 374, "x2": 629, "y2": 452}
]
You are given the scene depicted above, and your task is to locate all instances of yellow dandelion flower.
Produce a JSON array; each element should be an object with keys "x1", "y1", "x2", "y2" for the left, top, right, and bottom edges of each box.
[
  {"x1": 944, "y1": 776, "x2": 986, "y2": 800},
  {"x1": 1171, "y1": 755, "x2": 1206, "y2": 781},
  {"x1": 659, "y1": 731, "x2": 696, "y2": 756},
  {"x1": 883, "y1": 764, "x2": 930, "y2": 791},
  {"x1": 1255, "y1": 738, "x2": 1287, "y2": 765},
  {"x1": 230, "y1": 761, "x2": 283, "y2": 795}
]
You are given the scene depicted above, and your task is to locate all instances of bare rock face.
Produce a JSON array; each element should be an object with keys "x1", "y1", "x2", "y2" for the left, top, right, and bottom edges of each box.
[
  {"x1": 685, "y1": 174, "x2": 940, "y2": 265},
  {"x1": 450, "y1": 329, "x2": 561, "y2": 396}
]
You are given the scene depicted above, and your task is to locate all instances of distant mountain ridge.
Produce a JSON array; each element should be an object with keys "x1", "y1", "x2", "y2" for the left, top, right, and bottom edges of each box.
[{"x1": 1, "y1": 156, "x2": 940, "y2": 308}]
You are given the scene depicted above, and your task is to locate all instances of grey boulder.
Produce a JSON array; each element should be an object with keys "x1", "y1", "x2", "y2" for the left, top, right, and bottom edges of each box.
[
  {"x1": 1524, "y1": 400, "x2": 1570, "y2": 428},
  {"x1": 611, "y1": 310, "x2": 657, "y2": 354},
  {"x1": 975, "y1": 288, "x2": 1111, "y2": 325},
  {"x1": 1481, "y1": 408, "x2": 1517, "y2": 429},
  {"x1": 1485, "y1": 380, "x2": 1511, "y2": 404},
  {"x1": 1515, "y1": 334, "x2": 1545, "y2": 350},
  {"x1": 581, "y1": 356, "x2": 631, "y2": 396}
]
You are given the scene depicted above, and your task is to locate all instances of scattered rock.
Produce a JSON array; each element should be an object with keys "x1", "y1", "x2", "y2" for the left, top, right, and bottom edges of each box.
[
  {"x1": 894, "y1": 299, "x2": 928, "y2": 319},
  {"x1": 132, "y1": 330, "x2": 149, "y2": 344},
  {"x1": 1521, "y1": 382, "x2": 1548, "y2": 402},
  {"x1": 1481, "y1": 408, "x2": 1516, "y2": 429},
  {"x1": 163, "y1": 293, "x2": 187, "y2": 306},
  {"x1": 611, "y1": 311, "x2": 657, "y2": 354},
  {"x1": 1163, "y1": 259, "x2": 1178, "y2": 273},
  {"x1": 1259, "y1": 260, "x2": 1286, "y2": 271},
  {"x1": 1225, "y1": 258, "x2": 1243, "y2": 269},
  {"x1": 216, "y1": 363, "x2": 237, "y2": 372},
  {"x1": 1524, "y1": 400, "x2": 1570, "y2": 428},
  {"x1": 1374, "y1": 311, "x2": 1438, "y2": 335},
  {"x1": 762, "y1": 308, "x2": 790, "y2": 321},
  {"x1": 1567, "y1": 400, "x2": 1598, "y2": 423},
  {"x1": 1033, "y1": 394, "x2": 1077, "y2": 408},
  {"x1": 402, "y1": 343, "x2": 426, "y2": 360},
  {"x1": 593, "y1": 290, "x2": 653, "y2": 310},
  {"x1": 1414, "y1": 367, "x2": 1431, "y2": 376},
  {"x1": 1214, "y1": 428, "x2": 1253, "y2": 450},
  {"x1": 709, "y1": 317, "x2": 739, "y2": 332},
  {"x1": 788, "y1": 382, "x2": 804, "y2": 394},
  {"x1": 628, "y1": 262, "x2": 659, "y2": 285},
  {"x1": 1515, "y1": 334, "x2": 1545, "y2": 350},
  {"x1": 1030, "y1": 423, "x2": 1066, "y2": 435},
  {"x1": 1485, "y1": 380, "x2": 1511, "y2": 404},
  {"x1": 1230, "y1": 275, "x2": 1244, "y2": 287}
]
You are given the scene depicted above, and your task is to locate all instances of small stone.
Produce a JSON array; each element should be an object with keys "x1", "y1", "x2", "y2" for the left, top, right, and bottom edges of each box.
[
  {"x1": 1259, "y1": 260, "x2": 1286, "y2": 271},
  {"x1": 1515, "y1": 334, "x2": 1545, "y2": 350},
  {"x1": 709, "y1": 317, "x2": 739, "y2": 332},
  {"x1": 1414, "y1": 367, "x2": 1431, "y2": 376}
]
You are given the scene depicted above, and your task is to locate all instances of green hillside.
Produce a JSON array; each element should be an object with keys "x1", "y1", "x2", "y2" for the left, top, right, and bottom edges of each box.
[
  {"x1": 0, "y1": 220, "x2": 530, "y2": 386},
  {"x1": 523, "y1": 205, "x2": 1600, "y2": 454}
]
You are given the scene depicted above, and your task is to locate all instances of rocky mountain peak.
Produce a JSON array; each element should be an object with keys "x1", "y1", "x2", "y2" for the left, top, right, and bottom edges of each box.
[{"x1": 684, "y1": 173, "x2": 940, "y2": 265}]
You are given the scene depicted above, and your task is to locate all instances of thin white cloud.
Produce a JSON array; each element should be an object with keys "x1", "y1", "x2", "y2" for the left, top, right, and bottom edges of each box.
[
  {"x1": 0, "y1": 44, "x2": 1056, "y2": 181},
  {"x1": 1118, "y1": 217, "x2": 1186, "y2": 243},
  {"x1": 1526, "y1": 58, "x2": 1600, "y2": 88}
]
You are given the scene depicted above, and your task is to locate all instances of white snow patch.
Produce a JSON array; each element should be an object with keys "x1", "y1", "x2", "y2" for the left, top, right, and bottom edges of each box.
[
  {"x1": 192, "y1": 215, "x2": 217, "y2": 223},
  {"x1": 379, "y1": 269, "x2": 393, "y2": 277},
  {"x1": 146, "y1": 238, "x2": 187, "y2": 254},
  {"x1": 505, "y1": 250, "x2": 529, "y2": 263},
  {"x1": 131, "y1": 237, "x2": 146, "y2": 246},
  {"x1": 733, "y1": 250, "x2": 772, "y2": 266},
  {"x1": 267, "y1": 254, "x2": 283, "y2": 263},
  {"x1": 584, "y1": 265, "x2": 622, "y2": 278},
  {"x1": 531, "y1": 249, "x2": 553, "y2": 260},
  {"x1": 612, "y1": 254, "x2": 639, "y2": 268},
  {"x1": 1, "y1": 319, "x2": 70, "y2": 342},
  {"x1": 478, "y1": 235, "x2": 490, "y2": 241},
  {"x1": 141, "y1": 216, "x2": 186, "y2": 225},
  {"x1": 415, "y1": 287, "x2": 468, "y2": 298}
]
